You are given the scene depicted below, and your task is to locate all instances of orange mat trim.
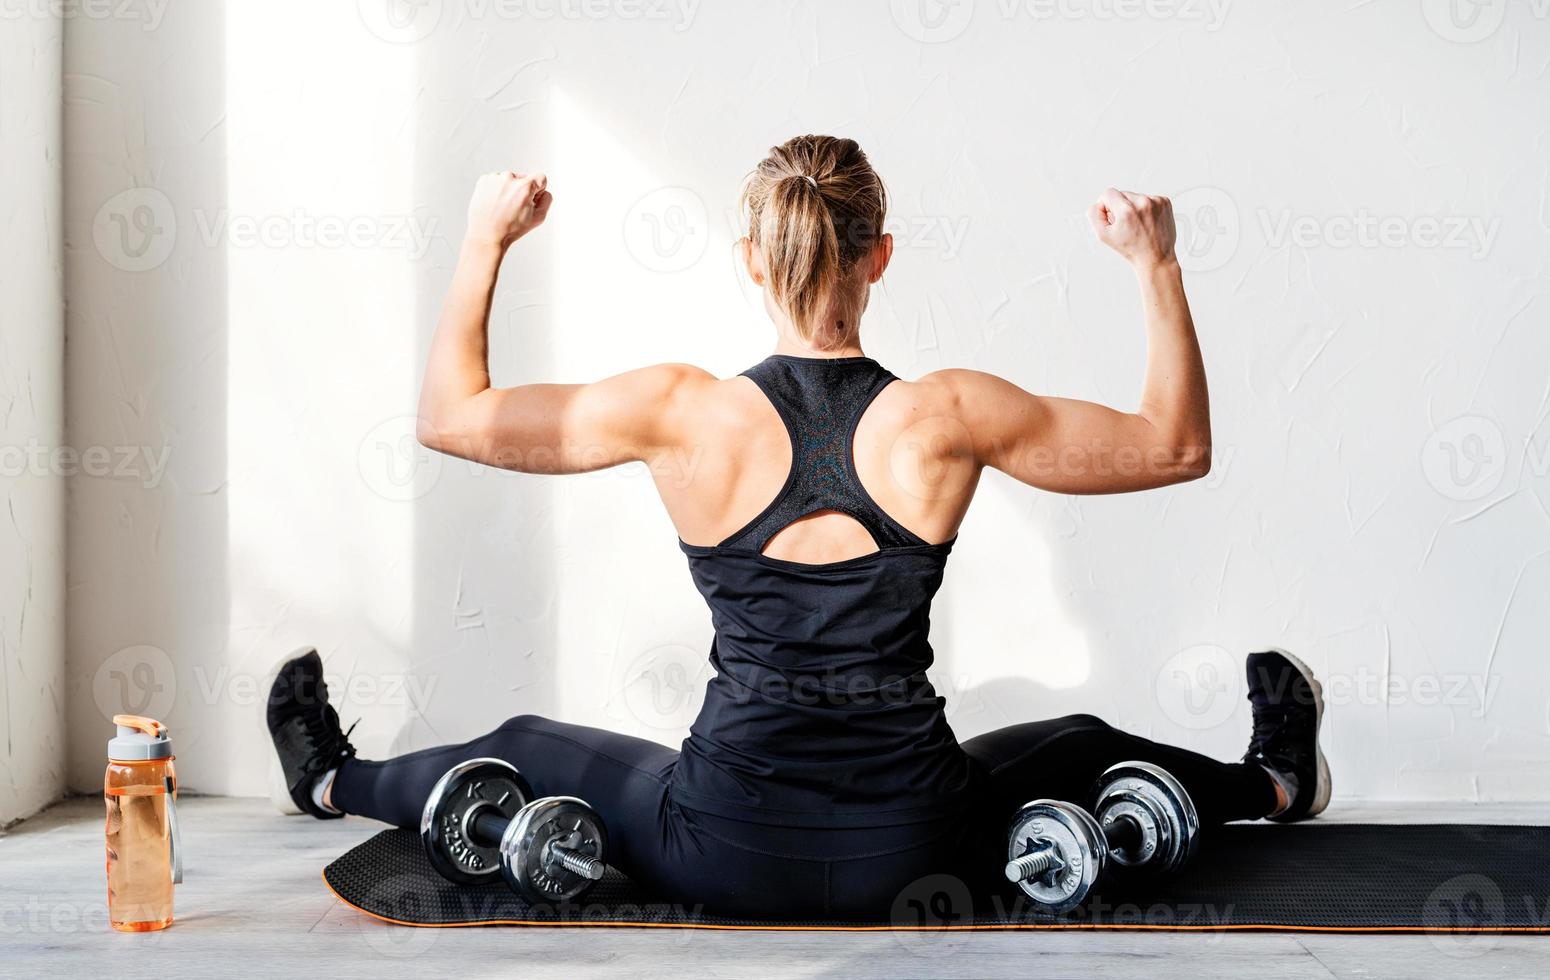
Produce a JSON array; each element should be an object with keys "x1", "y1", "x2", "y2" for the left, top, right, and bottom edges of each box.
[{"x1": 323, "y1": 873, "x2": 1550, "y2": 934}]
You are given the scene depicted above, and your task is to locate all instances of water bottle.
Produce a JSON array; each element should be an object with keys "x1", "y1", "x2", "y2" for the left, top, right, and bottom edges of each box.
[{"x1": 104, "y1": 714, "x2": 182, "y2": 931}]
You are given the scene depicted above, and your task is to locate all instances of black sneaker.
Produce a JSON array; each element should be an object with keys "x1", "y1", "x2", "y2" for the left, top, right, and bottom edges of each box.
[
  {"x1": 267, "y1": 647, "x2": 357, "y2": 819},
  {"x1": 1243, "y1": 648, "x2": 1330, "y2": 822}
]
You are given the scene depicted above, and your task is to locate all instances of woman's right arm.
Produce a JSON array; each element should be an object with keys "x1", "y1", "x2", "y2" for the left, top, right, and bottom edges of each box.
[
  {"x1": 930, "y1": 189, "x2": 1211, "y2": 494},
  {"x1": 417, "y1": 171, "x2": 710, "y2": 474}
]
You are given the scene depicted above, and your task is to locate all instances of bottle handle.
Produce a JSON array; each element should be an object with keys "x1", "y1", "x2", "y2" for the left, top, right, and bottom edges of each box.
[
  {"x1": 114, "y1": 714, "x2": 166, "y2": 737},
  {"x1": 166, "y1": 773, "x2": 183, "y2": 884}
]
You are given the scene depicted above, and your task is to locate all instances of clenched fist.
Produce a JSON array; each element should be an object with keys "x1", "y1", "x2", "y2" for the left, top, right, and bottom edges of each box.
[
  {"x1": 467, "y1": 170, "x2": 553, "y2": 249},
  {"x1": 1088, "y1": 188, "x2": 1176, "y2": 269}
]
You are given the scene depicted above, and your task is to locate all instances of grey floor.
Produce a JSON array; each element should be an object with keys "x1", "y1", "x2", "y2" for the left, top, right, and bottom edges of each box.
[{"x1": 2, "y1": 797, "x2": 1547, "y2": 979}]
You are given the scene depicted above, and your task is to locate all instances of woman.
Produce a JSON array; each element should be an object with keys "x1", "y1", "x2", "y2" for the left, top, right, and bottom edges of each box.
[{"x1": 268, "y1": 135, "x2": 1329, "y2": 918}]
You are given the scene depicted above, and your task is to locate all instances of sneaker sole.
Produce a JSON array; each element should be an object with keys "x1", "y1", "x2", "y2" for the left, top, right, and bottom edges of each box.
[{"x1": 1267, "y1": 646, "x2": 1331, "y2": 817}]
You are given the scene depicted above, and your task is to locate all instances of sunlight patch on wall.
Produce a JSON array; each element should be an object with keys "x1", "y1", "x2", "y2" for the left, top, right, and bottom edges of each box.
[
  {"x1": 224, "y1": 4, "x2": 420, "y2": 765},
  {"x1": 545, "y1": 85, "x2": 740, "y2": 731}
]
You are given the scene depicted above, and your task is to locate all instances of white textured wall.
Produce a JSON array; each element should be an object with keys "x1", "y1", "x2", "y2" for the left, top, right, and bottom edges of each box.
[
  {"x1": 1, "y1": 6, "x2": 65, "y2": 824},
  {"x1": 62, "y1": 1, "x2": 1550, "y2": 802}
]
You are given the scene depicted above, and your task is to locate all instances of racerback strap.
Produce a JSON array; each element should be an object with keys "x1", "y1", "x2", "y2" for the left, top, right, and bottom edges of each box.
[{"x1": 718, "y1": 355, "x2": 927, "y2": 553}]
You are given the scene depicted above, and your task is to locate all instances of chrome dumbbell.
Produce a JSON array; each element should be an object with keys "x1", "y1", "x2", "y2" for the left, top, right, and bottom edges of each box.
[
  {"x1": 1003, "y1": 761, "x2": 1200, "y2": 915},
  {"x1": 419, "y1": 757, "x2": 609, "y2": 904}
]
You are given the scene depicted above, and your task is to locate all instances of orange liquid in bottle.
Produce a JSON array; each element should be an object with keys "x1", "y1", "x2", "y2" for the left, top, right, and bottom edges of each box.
[{"x1": 105, "y1": 758, "x2": 176, "y2": 932}]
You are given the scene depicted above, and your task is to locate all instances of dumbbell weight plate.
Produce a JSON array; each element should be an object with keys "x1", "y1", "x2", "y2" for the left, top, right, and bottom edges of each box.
[
  {"x1": 1093, "y1": 761, "x2": 1200, "y2": 874},
  {"x1": 419, "y1": 758, "x2": 532, "y2": 885},
  {"x1": 1005, "y1": 799, "x2": 1107, "y2": 915},
  {"x1": 500, "y1": 796, "x2": 607, "y2": 904}
]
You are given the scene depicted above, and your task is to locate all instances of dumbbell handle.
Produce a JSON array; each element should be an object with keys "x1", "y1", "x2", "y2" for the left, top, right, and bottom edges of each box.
[
  {"x1": 470, "y1": 808, "x2": 511, "y2": 849},
  {"x1": 1102, "y1": 813, "x2": 1143, "y2": 854},
  {"x1": 1003, "y1": 812, "x2": 1145, "y2": 884},
  {"x1": 469, "y1": 808, "x2": 606, "y2": 881}
]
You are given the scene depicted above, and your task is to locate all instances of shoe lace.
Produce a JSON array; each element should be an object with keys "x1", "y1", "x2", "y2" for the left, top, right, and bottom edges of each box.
[
  {"x1": 1246, "y1": 703, "x2": 1311, "y2": 764},
  {"x1": 299, "y1": 709, "x2": 358, "y2": 777}
]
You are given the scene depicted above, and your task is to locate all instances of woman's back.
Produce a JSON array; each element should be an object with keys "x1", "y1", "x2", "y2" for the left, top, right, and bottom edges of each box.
[
  {"x1": 669, "y1": 354, "x2": 975, "y2": 824},
  {"x1": 648, "y1": 355, "x2": 975, "y2": 560}
]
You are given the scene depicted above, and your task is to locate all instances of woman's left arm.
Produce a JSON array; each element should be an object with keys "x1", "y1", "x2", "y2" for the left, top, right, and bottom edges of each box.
[{"x1": 416, "y1": 171, "x2": 709, "y2": 473}]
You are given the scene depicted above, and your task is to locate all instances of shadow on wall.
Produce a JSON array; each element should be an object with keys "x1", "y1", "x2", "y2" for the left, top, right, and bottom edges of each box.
[{"x1": 63, "y1": 2, "x2": 229, "y2": 794}]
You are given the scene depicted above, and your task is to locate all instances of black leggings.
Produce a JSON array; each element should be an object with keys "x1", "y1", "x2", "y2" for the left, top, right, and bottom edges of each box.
[{"x1": 332, "y1": 713, "x2": 1276, "y2": 918}]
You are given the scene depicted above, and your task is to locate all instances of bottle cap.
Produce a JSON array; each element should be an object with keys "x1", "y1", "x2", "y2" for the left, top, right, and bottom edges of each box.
[{"x1": 108, "y1": 714, "x2": 174, "y2": 761}]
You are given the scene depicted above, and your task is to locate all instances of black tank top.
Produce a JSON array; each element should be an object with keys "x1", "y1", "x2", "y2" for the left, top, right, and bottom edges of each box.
[{"x1": 672, "y1": 355, "x2": 974, "y2": 827}]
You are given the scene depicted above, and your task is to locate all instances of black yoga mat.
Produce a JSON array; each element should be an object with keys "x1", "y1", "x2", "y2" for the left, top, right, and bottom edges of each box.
[{"x1": 324, "y1": 824, "x2": 1550, "y2": 932}]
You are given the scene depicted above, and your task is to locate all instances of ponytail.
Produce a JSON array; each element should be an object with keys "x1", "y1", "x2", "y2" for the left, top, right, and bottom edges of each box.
[{"x1": 740, "y1": 136, "x2": 887, "y2": 348}]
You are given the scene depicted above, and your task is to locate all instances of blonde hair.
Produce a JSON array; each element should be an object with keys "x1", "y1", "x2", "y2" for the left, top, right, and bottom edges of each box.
[{"x1": 740, "y1": 135, "x2": 888, "y2": 349}]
